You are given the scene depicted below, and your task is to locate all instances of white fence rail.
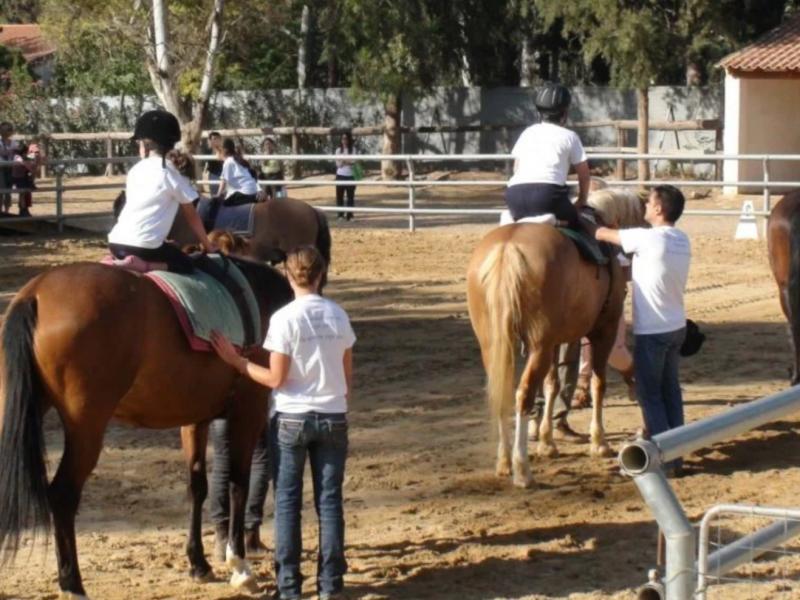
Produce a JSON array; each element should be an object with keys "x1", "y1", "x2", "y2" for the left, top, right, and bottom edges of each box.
[{"x1": 1, "y1": 152, "x2": 799, "y2": 232}]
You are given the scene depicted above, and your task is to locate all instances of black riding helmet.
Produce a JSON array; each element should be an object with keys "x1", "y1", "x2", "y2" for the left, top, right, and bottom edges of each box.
[
  {"x1": 535, "y1": 83, "x2": 571, "y2": 116},
  {"x1": 131, "y1": 109, "x2": 182, "y2": 149}
]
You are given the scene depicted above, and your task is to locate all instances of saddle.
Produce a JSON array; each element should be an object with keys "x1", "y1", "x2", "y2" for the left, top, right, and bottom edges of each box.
[
  {"x1": 102, "y1": 253, "x2": 261, "y2": 350},
  {"x1": 196, "y1": 197, "x2": 256, "y2": 235},
  {"x1": 499, "y1": 209, "x2": 609, "y2": 265}
]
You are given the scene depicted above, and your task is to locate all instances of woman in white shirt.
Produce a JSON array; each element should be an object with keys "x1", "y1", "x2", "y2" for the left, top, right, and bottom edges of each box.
[
  {"x1": 334, "y1": 132, "x2": 357, "y2": 221},
  {"x1": 108, "y1": 110, "x2": 214, "y2": 273},
  {"x1": 210, "y1": 245, "x2": 355, "y2": 600},
  {"x1": 506, "y1": 83, "x2": 591, "y2": 230},
  {"x1": 218, "y1": 138, "x2": 259, "y2": 206}
]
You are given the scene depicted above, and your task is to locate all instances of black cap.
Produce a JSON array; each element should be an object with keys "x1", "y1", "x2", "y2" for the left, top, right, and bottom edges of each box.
[
  {"x1": 534, "y1": 83, "x2": 572, "y2": 115},
  {"x1": 131, "y1": 110, "x2": 182, "y2": 149}
]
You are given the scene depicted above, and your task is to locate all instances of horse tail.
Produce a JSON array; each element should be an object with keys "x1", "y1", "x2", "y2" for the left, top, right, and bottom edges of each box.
[
  {"x1": 788, "y1": 209, "x2": 800, "y2": 383},
  {"x1": 0, "y1": 297, "x2": 50, "y2": 561},
  {"x1": 314, "y1": 208, "x2": 332, "y2": 266},
  {"x1": 478, "y1": 241, "x2": 528, "y2": 425}
]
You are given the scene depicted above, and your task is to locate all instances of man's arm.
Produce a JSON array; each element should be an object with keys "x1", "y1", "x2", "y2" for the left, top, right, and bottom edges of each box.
[
  {"x1": 343, "y1": 347, "x2": 353, "y2": 399},
  {"x1": 595, "y1": 226, "x2": 622, "y2": 246}
]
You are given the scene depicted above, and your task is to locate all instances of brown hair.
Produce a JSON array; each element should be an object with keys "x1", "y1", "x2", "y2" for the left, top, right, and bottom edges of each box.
[
  {"x1": 208, "y1": 229, "x2": 248, "y2": 255},
  {"x1": 166, "y1": 149, "x2": 196, "y2": 180},
  {"x1": 285, "y1": 245, "x2": 326, "y2": 288}
]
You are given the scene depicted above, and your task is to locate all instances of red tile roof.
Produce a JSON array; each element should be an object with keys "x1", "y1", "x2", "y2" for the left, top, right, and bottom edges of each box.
[
  {"x1": 0, "y1": 24, "x2": 55, "y2": 63},
  {"x1": 719, "y1": 13, "x2": 800, "y2": 75}
]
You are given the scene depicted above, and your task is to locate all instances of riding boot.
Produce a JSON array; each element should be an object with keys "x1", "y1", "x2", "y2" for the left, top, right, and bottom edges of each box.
[{"x1": 214, "y1": 522, "x2": 228, "y2": 563}]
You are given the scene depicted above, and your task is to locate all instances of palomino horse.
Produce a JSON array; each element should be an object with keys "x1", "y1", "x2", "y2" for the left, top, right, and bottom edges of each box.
[
  {"x1": 767, "y1": 190, "x2": 800, "y2": 383},
  {"x1": 0, "y1": 257, "x2": 293, "y2": 597},
  {"x1": 467, "y1": 189, "x2": 645, "y2": 488}
]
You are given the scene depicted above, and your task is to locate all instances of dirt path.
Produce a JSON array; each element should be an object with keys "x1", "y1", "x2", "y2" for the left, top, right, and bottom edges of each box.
[{"x1": 2, "y1": 199, "x2": 800, "y2": 599}]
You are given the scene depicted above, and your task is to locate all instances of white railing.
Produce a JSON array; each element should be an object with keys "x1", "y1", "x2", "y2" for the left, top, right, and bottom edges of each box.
[{"x1": 1, "y1": 152, "x2": 798, "y2": 232}]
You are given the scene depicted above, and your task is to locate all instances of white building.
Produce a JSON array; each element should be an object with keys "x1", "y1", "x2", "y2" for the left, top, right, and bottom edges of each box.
[{"x1": 720, "y1": 15, "x2": 800, "y2": 194}]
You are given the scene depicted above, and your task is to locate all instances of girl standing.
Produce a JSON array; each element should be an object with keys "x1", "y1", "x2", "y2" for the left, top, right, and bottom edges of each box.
[
  {"x1": 334, "y1": 132, "x2": 357, "y2": 221},
  {"x1": 211, "y1": 245, "x2": 355, "y2": 600}
]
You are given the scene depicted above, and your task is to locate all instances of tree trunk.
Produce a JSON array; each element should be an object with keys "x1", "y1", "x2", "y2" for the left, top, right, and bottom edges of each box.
[
  {"x1": 457, "y1": 11, "x2": 472, "y2": 87},
  {"x1": 298, "y1": 4, "x2": 310, "y2": 89},
  {"x1": 637, "y1": 87, "x2": 650, "y2": 185},
  {"x1": 519, "y1": 37, "x2": 536, "y2": 87},
  {"x1": 381, "y1": 93, "x2": 402, "y2": 180}
]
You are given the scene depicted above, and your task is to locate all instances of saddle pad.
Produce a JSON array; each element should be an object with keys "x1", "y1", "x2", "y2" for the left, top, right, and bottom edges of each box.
[
  {"x1": 145, "y1": 255, "x2": 261, "y2": 351},
  {"x1": 100, "y1": 254, "x2": 158, "y2": 273},
  {"x1": 557, "y1": 227, "x2": 608, "y2": 266},
  {"x1": 196, "y1": 197, "x2": 256, "y2": 235},
  {"x1": 499, "y1": 210, "x2": 558, "y2": 226}
]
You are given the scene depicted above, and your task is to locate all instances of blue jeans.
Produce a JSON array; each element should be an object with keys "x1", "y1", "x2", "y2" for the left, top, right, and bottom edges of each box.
[
  {"x1": 634, "y1": 327, "x2": 686, "y2": 468},
  {"x1": 209, "y1": 417, "x2": 271, "y2": 530},
  {"x1": 272, "y1": 412, "x2": 348, "y2": 599}
]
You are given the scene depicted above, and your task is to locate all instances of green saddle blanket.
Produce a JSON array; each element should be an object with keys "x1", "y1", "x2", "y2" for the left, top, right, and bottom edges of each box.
[
  {"x1": 557, "y1": 227, "x2": 609, "y2": 266},
  {"x1": 146, "y1": 255, "x2": 261, "y2": 351}
]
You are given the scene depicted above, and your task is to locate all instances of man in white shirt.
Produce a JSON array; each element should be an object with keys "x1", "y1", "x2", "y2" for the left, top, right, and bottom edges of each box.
[{"x1": 595, "y1": 185, "x2": 691, "y2": 472}]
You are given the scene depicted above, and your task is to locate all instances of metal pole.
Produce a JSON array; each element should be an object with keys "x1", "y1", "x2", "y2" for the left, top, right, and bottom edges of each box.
[
  {"x1": 55, "y1": 169, "x2": 64, "y2": 233},
  {"x1": 620, "y1": 385, "x2": 800, "y2": 467},
  {"x1": 407, "y1": 158, "x2": 416, "y2": 232},
  {"x1": 631, "y1": 470, "x2": 695, "y2": 600},
  {"x1": 763, "y1": 156, "x2": 771, "y2": 237}
]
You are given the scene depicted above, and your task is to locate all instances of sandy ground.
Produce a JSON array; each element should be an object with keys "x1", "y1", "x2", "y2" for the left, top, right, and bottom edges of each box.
[{"x1": 2, "y1": 178, "x2": 800, "y2": 599}]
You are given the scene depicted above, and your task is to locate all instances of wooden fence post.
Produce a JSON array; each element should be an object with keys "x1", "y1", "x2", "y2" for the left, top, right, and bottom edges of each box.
[
  {"x1": 105, "y1": 136, "x2": 114, "y2": 176},
  {"x1": 291, "y1": 131, "x2": 301, "y2": 179},
  {"x1": 616, "y1": 125, "x2": 626, "y2": 181}
]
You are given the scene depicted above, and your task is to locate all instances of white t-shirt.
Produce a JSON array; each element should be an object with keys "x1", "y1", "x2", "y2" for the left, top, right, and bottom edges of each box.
[
  {"x1": 108, "y1": 155, "x2": 198, "y2": 249},
  {"x1": 221, "y1": 156, "x2": 259, "y2": 198},
  {"x1": 335, "y1": 147, "x2": 355, "y2": 177},
  {"x1": 264, "y1": 294, "x2": 356, "y2": 414},
  {"x1": 508, "y1": 123, "x2": 587, "y2": 187},
  {"x1": 619, "y1": 226, "x2": 691, "y2": 335}
]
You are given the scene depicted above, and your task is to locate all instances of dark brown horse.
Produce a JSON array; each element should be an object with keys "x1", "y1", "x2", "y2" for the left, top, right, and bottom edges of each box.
[
  {"x1": 767, "y1": 190, "x2": 800, "y2": 383},
  {"x1": 0, "y1": 257, "x2": 293, "y2": 597},
  {"x1": 114, "y1": 192, "x2": 332, "y2": 268}
]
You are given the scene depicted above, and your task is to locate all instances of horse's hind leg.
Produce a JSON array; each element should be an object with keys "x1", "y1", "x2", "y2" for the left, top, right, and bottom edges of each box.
[
  {"x1": 180, "y1": 424, "x2": 213, "y2": 581},
  {"x1": 48, "y1": 423, "x2": 107, "y2": 599},
  {"x1": 512, "y1": 348, "x2": 553, "y2": 488},
  {"x1": 537, "y1": 349, "x2": 561, "y2": 459},
  {"x1": 588, "y1": 327, "x2": 616, "y2": 457}
]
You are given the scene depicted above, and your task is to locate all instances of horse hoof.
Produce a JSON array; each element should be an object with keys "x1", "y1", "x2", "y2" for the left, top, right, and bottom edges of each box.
[
  {"x1": 189, "y1": 562, "x2": 214, "y2": 582},
  {"x1": 230, "y1": 570, "x2": 259, "y2": 593},
  {"x1": 592, "y1": 443, "x2": 614, "y2": 458},
  {"x1": 60, "y1": 593, "x2": 90, "y2": 600},
  {"x1": 513, "y1": 473, "x2": 534, "y2": 489},
  {"x1": 496, "y1": 463, "x2": 511, "y2": 477},
  {"x1": 537, "y1": 442, "x2": 559, "y2": 458}
]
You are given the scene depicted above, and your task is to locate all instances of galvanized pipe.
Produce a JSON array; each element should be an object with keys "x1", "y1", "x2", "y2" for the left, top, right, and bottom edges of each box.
[
  {"x1": 696, "y1": 504, "x2": 800, "y2": 600},
  {"x1": 622, "y1": 386, "x2": 800, "y2": 467},
  {"x1": 630, "y1": 470, "x2": 696, "y2": 600}
]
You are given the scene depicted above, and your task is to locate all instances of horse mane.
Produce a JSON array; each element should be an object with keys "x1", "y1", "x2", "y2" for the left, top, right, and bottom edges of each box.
[
  {"x1": 588, "y1": 188, "x2": 647, "y2": 228},
  {"x1": 226, "y1": 255, "x2": 293, "y2": 322}
]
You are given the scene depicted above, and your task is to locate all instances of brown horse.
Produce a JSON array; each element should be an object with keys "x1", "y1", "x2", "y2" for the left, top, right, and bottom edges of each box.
[
  {"x1": 114, "y1": 192, "x2": 332, "y2": 268},
  {"x1": 767, "y1": 190, "x2": 800, "y2": 383},
  {"x1": 468, "y1": 191, "x2": 645, "y2": 488},
  {"x1": 0, "y1": 257, "x2": 293, "y2": 597}
]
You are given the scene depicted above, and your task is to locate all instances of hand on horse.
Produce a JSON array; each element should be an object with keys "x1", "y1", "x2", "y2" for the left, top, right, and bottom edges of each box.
[{"x1": 210, "y1": 330, "x2": 247, "y2": 372}]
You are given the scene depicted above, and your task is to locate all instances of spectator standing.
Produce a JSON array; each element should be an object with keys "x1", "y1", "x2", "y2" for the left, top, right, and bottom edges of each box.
[
  {"x1": 595, "y1": 185, "x2": 691, "y2": 474},
  {"x1": 260, "y1": 136, "x2": 285, "y2": 200},
  {"x1": 203, "y1": 131, "x2": 224, "y2": 196},
  {"x1": 0, "y1": 122, "x2": 19, "y2": 215},
  {"x1": 334, "y1": 132, "x2": 357, "y2": 221},
  {"x1": 210, "y1": 245, "x2": 355, "y2": 600}
]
